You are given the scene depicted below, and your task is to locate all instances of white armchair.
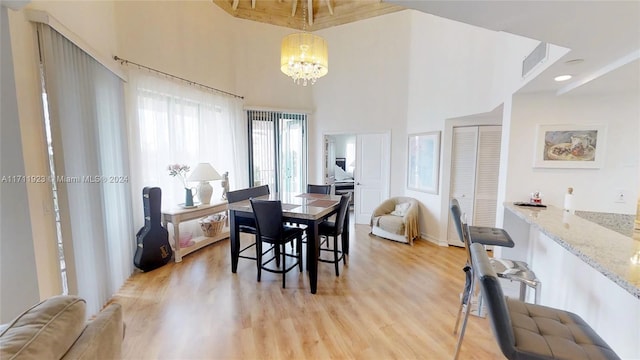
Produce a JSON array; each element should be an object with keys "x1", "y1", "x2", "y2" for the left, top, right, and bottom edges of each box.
[{"x1": 370, "y1": 197, "x2": 420, "y2": 245}]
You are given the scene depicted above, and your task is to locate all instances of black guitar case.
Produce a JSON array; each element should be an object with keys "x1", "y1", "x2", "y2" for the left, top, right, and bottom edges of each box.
[{"x1": 134, "y1": 187, "x2": 172, "y2": 271}]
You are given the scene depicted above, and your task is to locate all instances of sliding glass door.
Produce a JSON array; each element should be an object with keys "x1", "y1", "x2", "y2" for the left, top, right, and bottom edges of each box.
[{"x1": 247, "y1": 110, "x2": 307, "y2": 193}]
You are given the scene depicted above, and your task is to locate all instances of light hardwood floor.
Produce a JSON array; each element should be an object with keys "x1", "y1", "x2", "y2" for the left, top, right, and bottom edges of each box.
[{"x1": 114, "y1": 215, "x2": 503, "y2": 359}]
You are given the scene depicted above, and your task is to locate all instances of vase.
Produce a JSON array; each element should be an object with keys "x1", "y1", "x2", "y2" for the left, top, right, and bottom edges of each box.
[{"x1": 185, "y1": 188, "x2": 195, "y2": 207}]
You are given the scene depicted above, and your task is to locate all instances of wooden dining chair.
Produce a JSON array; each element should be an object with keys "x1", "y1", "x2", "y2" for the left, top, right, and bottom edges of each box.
[
  {"x1": 250, "y1": 199, "x2": 304, "y2": 288},
  {"x1": 226, "y1": 185, "x2": 269, "y2": 261},
  {"x1": 318, "y1": 194, "x2": 350, "y2": 276}
]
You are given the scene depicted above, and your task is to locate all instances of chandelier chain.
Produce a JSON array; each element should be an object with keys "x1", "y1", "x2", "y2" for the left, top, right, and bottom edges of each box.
[{"x1": 302, "y1": 0, "x2": 307, "y2": 32}]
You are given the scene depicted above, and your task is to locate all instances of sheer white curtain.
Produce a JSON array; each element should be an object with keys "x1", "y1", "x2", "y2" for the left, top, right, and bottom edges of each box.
[
  {"x1": 37, "y1": 24, "x2": 134, "y2": 316},
  {"x1": 126, "y1": 70, "x2": 247, "y2": 232}
]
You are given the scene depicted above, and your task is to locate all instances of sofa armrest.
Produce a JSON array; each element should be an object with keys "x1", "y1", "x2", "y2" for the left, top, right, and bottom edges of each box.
[
  {"x1": 401, "y1": 200, "x2": 420, "y2": 244},
  {"x1": 61, "y1": 302, "x2": 124, "y2": 360},
  {"x1": 371, "y1": 198, "x2": 396, "y2": 220}
]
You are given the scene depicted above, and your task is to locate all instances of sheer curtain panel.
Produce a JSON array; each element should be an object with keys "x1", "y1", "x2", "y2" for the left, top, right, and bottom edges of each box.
[
  {"x1": 126, "y1": 71, "x2": 247, "y2": 232},
  {"x1": 37, "y1": 24, "x2": 134, "y2": 316}
]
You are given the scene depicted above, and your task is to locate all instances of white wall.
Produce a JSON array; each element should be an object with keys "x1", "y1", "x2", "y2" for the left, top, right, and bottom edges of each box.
[
  {"x1": 505, "y1": 91, "x2": 639, "y2": 213},
  {"x1": 309, "y1": 10, "x2": 552, "y2": 243},
  {"x1": 311, "y1": 10, "x2": 411, "y2": 197},
  {"x1": 115, "y1": 1, "x2": 313, "y2": 124},
  {"x1": 1, "y1": 4, "x2": 40, "y2": 322},
  {"x1": 233, "y1": 18, "x2": 314, "y2": 110},
  {"x1": 114, "y1": 1, "x2": 236, "y2": 96},
  {"x1": 403, "y1": 11, "x2": 543, "y2": 243}
]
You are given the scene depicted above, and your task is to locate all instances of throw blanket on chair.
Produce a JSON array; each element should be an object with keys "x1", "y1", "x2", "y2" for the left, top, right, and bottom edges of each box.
[{"x1": 370, "y1": 197, "x2": 420, "y2": 244}]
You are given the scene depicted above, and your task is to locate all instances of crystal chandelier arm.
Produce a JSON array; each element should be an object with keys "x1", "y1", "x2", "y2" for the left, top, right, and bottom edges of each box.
[
  {"x1": 251, "y1": 0, "x2": 256, "y2": 9},
  {"x1": 232, "y1": 0, "x2": 239, "y2": 11},
  {"x1": 291, "y1": 0, "x2": 297, "y2": 17},
  {"x1": 326, "y1": 0, "x2": 334, "y2": 15}
]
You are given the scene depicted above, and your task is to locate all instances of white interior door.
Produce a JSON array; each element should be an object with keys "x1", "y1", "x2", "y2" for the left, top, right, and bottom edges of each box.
[
  {"x1": 448, "y1": 126, "x2": 479, "y2": 246},
  {"x1": 354, "y1": 133, "x2": 390, "y2": 224},
  {"x1": 473, "y1": 126, "x2": 502, "y2": 227}
]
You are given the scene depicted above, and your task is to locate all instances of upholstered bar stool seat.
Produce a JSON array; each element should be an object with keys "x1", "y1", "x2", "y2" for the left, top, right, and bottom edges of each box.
[
  {"x1": 468, "y1": 226, "x2": 515, "y2": 248},
  {"x1": 470, "y1": 242, "x2": 620, "y2": 360},
  {"x1": 505, "y1": 298, "x2": 619, "y2": 359}
]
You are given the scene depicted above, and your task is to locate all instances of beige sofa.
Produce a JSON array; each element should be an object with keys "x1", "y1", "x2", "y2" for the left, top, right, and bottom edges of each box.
[
  {"x1": 370, "y1": 196, "x2": 420, "y2": 245},
  {"x1": 0, "y1": 295, "x2": 123, "y2": 359}
]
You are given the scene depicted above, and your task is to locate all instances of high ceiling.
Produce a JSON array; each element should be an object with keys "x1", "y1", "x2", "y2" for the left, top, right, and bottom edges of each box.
[
  {"x1": 213, "y1": 0, "x2": 640, "y2": 95},
  {"x1": 212, "y1": 0, "x2": 404, "y2": 31},
  {"x1": 387, "y1": 0, "x2": 640, "y2": 95}
]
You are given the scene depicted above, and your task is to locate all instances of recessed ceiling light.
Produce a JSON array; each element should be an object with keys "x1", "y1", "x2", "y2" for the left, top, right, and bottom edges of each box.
[{"x1": 554, "y1": 75, "x2": 572, "y2": 82}]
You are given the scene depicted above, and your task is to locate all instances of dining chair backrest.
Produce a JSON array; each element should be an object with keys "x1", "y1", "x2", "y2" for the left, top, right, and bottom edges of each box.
[
  {"x1": 333, "y1": 194, "x2": 351, "y2": 235},
  {"x1": 250, "y1": 199, "x2": 284, "y2": 243},
  {"x1": 307, "y1": 184, "x2": 332, "y2": 195},
  {"x1": 227, "y1": 185, "x2": 270, "y2": 203}
]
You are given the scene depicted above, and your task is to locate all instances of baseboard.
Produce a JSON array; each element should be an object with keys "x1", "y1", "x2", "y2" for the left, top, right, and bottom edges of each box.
[{"x1": 419, "y1": 232, "x2": 449, "y2": 247}]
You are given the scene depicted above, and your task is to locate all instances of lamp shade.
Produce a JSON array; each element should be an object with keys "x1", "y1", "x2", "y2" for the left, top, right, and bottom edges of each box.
[
  {"x1": 188, "y1": 163, "x2": 221, "y2": 182},
  {"x1": 281, "y1": 32, "x2": 328, "y2": 86}
]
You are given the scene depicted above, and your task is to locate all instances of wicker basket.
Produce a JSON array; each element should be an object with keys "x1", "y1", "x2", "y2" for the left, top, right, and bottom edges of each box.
[{"x1": 200, "y1": 216, "x2": 225, "y2": 237}]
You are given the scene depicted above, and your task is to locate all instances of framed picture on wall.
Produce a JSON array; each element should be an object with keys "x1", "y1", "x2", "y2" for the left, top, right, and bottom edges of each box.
[
  {"x1": 533, "y1": 124, "x2": 607, "y2": 168},
  {"x1": 407, "y1": 131, "x2": 440, "y2": 194}
]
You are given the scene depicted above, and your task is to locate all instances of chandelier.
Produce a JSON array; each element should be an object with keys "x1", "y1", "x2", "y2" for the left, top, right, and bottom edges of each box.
[
  {"x1": 280, "y1": 1, "x2": 328, "y2": 86},
  {"x1": 280, "y1": 33, "x2": 328, "y2": 86}
]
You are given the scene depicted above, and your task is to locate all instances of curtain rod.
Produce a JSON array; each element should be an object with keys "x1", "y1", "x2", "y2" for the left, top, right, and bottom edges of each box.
[{"x1": 113, "y1": 56, "x2": 244, "y2": 100}]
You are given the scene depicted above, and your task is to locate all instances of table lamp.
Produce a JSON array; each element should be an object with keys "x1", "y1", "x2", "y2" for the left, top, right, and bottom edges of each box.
[{"x1": 187, "y1": 163, "x2": 221, "y2": 204}]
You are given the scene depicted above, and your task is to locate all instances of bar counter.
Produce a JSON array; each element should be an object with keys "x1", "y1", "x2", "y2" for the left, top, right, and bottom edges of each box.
[
  {"x1": 502, "y1": 203, "x2": 640, "y2": 358},
  {"x1": 504, "y1": 203, "x2": 640, "y2": 299}
]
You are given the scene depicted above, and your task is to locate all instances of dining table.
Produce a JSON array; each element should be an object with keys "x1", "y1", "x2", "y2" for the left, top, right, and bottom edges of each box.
[{"x1": 227, "y1": 192, "x2": 349, "y2": 294}]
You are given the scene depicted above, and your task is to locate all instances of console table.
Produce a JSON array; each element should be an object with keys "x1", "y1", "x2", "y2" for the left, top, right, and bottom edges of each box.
[{"x1": 161, "y1": 201, "x2": 229, "y2": 262}]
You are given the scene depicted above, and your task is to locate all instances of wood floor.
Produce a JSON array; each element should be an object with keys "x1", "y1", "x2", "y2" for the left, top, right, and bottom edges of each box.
[{"x1": 113, "y1": 216, "x2": 504, "y2": 359}]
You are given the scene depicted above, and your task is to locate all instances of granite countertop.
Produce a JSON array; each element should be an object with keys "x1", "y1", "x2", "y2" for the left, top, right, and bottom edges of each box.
[{"x1": 504, "y1": 203, "x2": 640, "y2": 299}]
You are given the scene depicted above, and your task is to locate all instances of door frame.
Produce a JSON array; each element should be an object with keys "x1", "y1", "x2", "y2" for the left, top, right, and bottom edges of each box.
[
  {"x1": 322, "y1": 131, "x2": 391, "y2": 224},
  {"x1": 441, "y1": 105, "x2": 504, "y2": 246}
]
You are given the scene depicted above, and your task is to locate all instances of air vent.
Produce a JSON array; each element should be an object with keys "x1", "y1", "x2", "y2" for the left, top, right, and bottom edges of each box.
[{"x1": 522, "y1": 42, "x2": 548, "y2": 77}]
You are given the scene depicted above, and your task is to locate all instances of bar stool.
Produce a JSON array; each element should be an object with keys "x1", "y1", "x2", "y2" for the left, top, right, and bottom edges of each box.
[
  {"x1": 450, "y1": 199, "x2": 541, "y2": 360},
  {"x1": 469, "y1": 242, "x2": 619, "y2": 360},
  {"x1": 450, "y1": 199, "x2": 541, "y2": 307}
]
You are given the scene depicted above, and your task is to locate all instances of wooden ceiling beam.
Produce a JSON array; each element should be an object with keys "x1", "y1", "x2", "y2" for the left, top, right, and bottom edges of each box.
[
  {"x1": 212, "y1": 0, "x2": 404, "y2": 31},
  {"x1": 326, "y1": 0, "x2": 334, "y2": 15}
]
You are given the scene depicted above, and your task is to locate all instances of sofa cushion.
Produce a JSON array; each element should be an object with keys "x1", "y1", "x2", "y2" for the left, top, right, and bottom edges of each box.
[
  {"x1": 390, "y1": 202, "x2": 411, "y2": 217},
  {"x1": 0, "y1": 295, "x2": 87, "y2": 360},
  {"x1": 373, "y1": 214, "x2": 405, "y2": 235}
]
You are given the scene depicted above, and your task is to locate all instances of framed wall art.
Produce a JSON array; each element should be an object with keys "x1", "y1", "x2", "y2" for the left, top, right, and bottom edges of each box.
[
  {"x1": 407, "y1": 131, "x2": 440, "y2": 194},
  {"x1": 533, "y1": 124, "x2": 606, "y2": 169}
]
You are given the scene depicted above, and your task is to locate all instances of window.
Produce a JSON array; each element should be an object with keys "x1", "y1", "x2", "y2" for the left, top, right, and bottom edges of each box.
[
  {"x1": 37, "y1": 24, "x2": 133, "y2": 315},
  {"x1": 127, "y1": 71, "x2": 246, "y2": 228},
  {"x1": 247, "y1": 110, "x2": 307, "y2": 193}
]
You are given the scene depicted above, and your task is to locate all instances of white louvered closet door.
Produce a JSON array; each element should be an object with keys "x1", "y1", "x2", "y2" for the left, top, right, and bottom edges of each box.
[
  {"x1": 448, "y1": 126, "x2": 502, "y2": 246},
  {"x1": 473, "y1": 126, "x2": 502, "y2": 227}
]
